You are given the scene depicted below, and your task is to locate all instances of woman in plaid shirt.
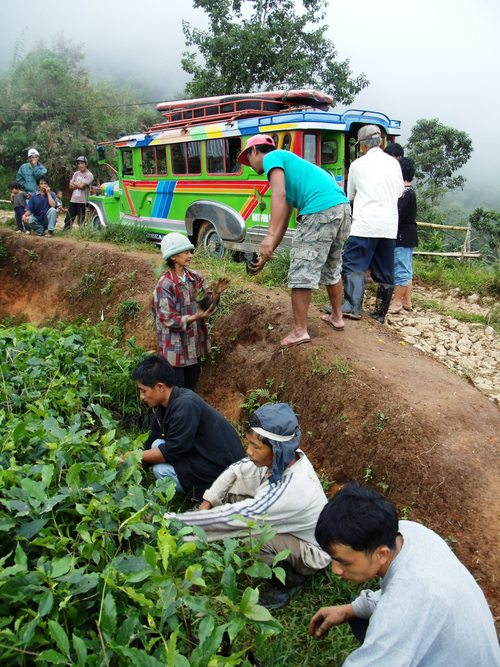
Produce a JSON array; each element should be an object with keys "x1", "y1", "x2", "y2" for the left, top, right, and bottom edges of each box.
[{"x1": 153, "y1": 233, "x2": 229, "y2": 391}]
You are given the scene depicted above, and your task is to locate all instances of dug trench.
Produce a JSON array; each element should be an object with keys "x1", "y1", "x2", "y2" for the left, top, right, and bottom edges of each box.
[{"x1": 1, "y1": 229, "x2": 499, "y2": 620}]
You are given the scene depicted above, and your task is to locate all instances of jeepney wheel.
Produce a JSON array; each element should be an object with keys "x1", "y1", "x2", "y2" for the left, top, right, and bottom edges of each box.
[
  {"x1": 85, "y1": 209, "x2": 104, "y2": 230},
  {"x1": 91, "y1": 213, "x2": 102, "y2": 230},
  {"x1": 197, "y1": 221, "x2": 225, "y2": 258}
]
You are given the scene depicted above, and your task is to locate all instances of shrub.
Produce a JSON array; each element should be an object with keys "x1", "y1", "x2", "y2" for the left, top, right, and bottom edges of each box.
[{"x1": 0, "y1": 323, "x2": 282, "y2": 664}]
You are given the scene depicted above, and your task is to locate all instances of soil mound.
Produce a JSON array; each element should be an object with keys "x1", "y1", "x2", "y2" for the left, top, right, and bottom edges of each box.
[{"x1": 1, "y1": 229, "x2": 499, "y2": 618}]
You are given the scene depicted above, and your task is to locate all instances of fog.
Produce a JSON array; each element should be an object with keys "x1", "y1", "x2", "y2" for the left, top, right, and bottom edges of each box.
[{"x1": 0, "y1": 0, "x2": 498, "y2": 200}]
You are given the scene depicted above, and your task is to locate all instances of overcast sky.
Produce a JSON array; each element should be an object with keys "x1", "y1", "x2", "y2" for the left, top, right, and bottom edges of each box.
[{"x1": 0, "y1": 0, "x2": 497, "y2": 194}]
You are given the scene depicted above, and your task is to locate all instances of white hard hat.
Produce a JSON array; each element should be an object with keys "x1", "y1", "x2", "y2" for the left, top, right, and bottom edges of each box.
[
  {"x1": 28, "y1": 148, "x2": 40, "y2": 157},
  {"x1": 160, "y1": 233, "x2": 195, "y2": 260}
]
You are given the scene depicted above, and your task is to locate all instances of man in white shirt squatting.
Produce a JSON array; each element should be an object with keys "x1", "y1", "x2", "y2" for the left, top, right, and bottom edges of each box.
[
  {"x1": 164, "y1": 402, "x2": 330, "y2": 609},
  {"x1": 309, "y1": 483, "x2": 500, "y2": 667}
]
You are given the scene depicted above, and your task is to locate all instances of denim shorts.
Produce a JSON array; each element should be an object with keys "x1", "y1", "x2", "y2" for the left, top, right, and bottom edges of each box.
[
  {"x1": 288, "y1": 203, "x2": 352, "y2": 289},
  {"x1": 394, "y1": 246, "x2": 414, "y2": 286}
]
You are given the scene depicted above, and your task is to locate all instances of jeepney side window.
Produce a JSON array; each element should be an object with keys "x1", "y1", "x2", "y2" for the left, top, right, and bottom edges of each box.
[
  {"x1": 142, "y1": 146, "x2": 156, "y2": 175},
  {"x1": 227, "y1": 137, "x2": 242, "y2": 173},
  {"x1": 321, "y1": 139, "x2": 338, "y2": 164},
  {"x1": 271, "y1": 133, "x2": 279, "y2": 148},
  {"x1": 156, "y1": 146, "x2": 167, "y2": 175},
  {"x1": 121, "y1": 149, "x2": 133, "y2": 176},
  {"x1": 187, "y1": 141, "x2": 201, "y2": 174},
  {"x1": 283, "y1": 133, "x2": 291, "y2": 151},
  {"x1": 207, "y1": 139, "x2": 224, "y2": 173},
  {"x1": 304, "y1": 133, "x2": 317, "y2": 164},
  {"x1": 171, "y1": 144, "x2": 186, "y2": 174}
]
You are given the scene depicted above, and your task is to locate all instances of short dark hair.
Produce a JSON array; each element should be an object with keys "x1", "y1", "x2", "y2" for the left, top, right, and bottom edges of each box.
[
  {"x1": 9, "y1": 182, "x2": 22, "y2": 190},
  {"x1": 315, "y1": 482, "x2": 398, "y2": 553},
  {"x1": 384, "y1": 143, "x2": 404, "y2": 159},
  {"x1": 36, "y1": 175, "x2": 48, "y2": 185},
  {"x1": 132, "y1": 355, "x2": 175, "y2": 388},
  {"x1": 251, "y1": 144, "x2": 276, "y2": 157},
  {"x1": 400, "y1": 157, "x2": 415, "y2": 182}
]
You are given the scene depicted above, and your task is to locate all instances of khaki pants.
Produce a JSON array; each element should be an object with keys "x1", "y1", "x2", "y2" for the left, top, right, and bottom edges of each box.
[{"x1": 203, "y1": 493, "x2": 318, "y2": 576}]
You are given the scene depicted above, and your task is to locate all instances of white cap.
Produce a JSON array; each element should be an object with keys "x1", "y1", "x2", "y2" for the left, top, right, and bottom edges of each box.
[
  {"x1": 160, "y1": 232, "x2": 195, "y2": 260},
  {"x1": 28, "y1": 148, "x2": 40, "y2": 157}
]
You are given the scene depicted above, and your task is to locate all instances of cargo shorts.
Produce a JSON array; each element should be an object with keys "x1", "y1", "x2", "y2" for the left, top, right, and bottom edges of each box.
[{"x1": 287, "y1": 203, "x2": 352, "y2": 289}]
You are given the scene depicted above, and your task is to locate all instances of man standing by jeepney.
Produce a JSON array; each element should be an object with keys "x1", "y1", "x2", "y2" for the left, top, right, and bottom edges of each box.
[
  {"x1": 237, "y1": 135, "x2": 351, "y2": 348},
  {"x1": 63, "y1": 156, "x2": 94, "y2": 230},
  {"x1": 339, "y1": 125, "x2": 403, "y2": 323}
]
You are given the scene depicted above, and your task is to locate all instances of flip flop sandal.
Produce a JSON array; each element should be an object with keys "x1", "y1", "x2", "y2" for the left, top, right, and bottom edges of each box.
[
  {"x1": 321, "y1": 314, "x2": 345, "y2": 331},
  {"x1": 280, "y1": 336, "x2": 311, "y2": 349}
]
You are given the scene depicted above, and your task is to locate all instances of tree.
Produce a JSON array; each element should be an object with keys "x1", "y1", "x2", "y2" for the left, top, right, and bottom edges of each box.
[
  {"x1": 469, "y1": 208, "x2": 500, "y2": 263},
  {"x1": 182, "y1": 0, "x2": 368, "y2": 104},
  {"x1": 0, "y1": 39, "x2": 157, "y2": 191},
  {"x1": 406, "y1": 119, "x2": 473, "y2": 208}
]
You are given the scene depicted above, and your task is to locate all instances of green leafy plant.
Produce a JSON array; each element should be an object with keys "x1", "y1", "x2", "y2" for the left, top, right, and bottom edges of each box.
[
  {"x1": 23, "y1": 248, "x2": 39, "y2": 263},
  {"x1": 375, "y1": 412, "x2": 390, "y2": 432},
  {"x1": 0, "y1": 323, "x2": 282, "y2": 664},
  {"x1": 116, "y1": 299, "x2": 141, "y2": 327},
  {"x1": 363, "y1": 464, "x2": 374, "y2": 483},
  {"x1": 309, "y1": 351, "x2": 352, "y2": 378},
  {"x1": 240, "y1": 378, "x2": 282, "y2": 419}
]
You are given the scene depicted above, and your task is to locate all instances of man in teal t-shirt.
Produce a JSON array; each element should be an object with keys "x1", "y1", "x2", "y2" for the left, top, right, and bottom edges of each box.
[{"x1": 237, "y1": 135, "x2": 351, "y2": 347}]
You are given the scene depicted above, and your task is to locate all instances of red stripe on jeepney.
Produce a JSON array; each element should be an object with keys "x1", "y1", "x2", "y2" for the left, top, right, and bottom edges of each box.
[{"x1": 122, "y1": 181, "x2": 136, "y2": 215}]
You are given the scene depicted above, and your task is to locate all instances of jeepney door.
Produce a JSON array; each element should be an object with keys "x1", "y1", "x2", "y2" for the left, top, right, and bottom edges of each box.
[{"x1": 320, "y1": 132, "x2": 345, "y2": 192}]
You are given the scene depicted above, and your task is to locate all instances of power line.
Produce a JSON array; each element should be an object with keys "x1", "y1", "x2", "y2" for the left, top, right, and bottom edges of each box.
[{"x1": 0, "y1": 99, "x2": 163, "y2": 115}]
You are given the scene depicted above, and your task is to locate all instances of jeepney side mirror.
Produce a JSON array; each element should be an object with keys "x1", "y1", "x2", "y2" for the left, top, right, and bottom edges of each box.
[{"x1": 96, "y1": 146, "x2": 106, "y2": 165}]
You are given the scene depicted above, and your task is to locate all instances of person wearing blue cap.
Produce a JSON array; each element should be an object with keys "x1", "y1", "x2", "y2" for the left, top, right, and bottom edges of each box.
[{"x1": 164, "y1": 402, "x2": 331, "y2": 608}]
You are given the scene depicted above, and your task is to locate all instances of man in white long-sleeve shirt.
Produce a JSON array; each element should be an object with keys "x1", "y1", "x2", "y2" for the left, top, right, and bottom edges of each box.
[
  {"x1": 164, "y1": 403, "x2": 330, "y2": 608},
  {"x1": 309, "y1": 483, "x2": 500, "y2": 667}
]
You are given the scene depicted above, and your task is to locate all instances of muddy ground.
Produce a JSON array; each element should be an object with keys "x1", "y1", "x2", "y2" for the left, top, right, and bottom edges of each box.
[{"x1": 0, "y1": 228, "x2": 499, "y2": 619}]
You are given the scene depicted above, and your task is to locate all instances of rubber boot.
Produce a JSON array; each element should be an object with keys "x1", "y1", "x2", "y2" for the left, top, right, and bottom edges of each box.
[
  {"x1": 369, "y1": 284, "x2": 394, "y2": 324},
  {"x1": 341, "y1": 272, "x2": 365, "y2": 320}
]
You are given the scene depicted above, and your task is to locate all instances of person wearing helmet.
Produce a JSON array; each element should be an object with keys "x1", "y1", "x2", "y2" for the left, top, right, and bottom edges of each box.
[
  {"x1": 16, "y1": 148, "x2": 47, "y2": 194},
  {"x1": 237, "y1": 134, "x2": 351, "y2": 348},
  {"x1": 164, "y1": 402, "x2": 331, "y2": 609},
  {"x1": 153, "y1": 232, "x2": 229, "y2": 391},
  {"x1": 62, "y1": 156, "x2": 94, "y2": 230}
]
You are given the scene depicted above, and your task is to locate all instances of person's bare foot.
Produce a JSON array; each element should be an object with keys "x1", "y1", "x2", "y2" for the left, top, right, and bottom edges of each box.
[
  {"x1": 280, "y1": 332, "x2": 311, "y2": 348},
  {"x1": 321, "y1": 314, "x2": 345, "y2": 331}
]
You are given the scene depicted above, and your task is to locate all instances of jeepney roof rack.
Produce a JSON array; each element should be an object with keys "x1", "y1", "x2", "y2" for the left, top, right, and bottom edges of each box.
[{"x1": 149, "y1": 90, "x2": 333, "y2": 131}]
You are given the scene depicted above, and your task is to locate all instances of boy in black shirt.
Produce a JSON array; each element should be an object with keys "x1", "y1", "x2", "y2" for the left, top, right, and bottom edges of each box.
[{"x1": 133, "y1": 355, "x2": 245, "y2": 500}]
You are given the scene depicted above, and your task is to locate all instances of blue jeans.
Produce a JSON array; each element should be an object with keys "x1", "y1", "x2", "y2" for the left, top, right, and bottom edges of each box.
[
  {"x1": 342, "y1": 236, "x2": 395, "y2": 285},
  {"x1": 393, "y1": 246, "x2": 414, "y2": 286},
  {"x1": 151, "y1": 439, "x2": 184, "y2": 492},
  {"x1": 28, "y1": 208, "x2": 57, "y2": 235}
]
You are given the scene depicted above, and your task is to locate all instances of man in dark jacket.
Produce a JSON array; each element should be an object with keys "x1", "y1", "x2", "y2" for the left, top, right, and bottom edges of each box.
[{"x1": 133, "y1": 355, "x2": 245, "y2": 500}]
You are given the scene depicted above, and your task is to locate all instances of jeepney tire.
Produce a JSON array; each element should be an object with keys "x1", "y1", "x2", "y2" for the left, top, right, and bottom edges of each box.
[
  {"x1": 86, "y1": 211, "x2": 104, "y2": 230},
  {"x1": 197, "y1": 221, "x2": 226, "y2": 259}
]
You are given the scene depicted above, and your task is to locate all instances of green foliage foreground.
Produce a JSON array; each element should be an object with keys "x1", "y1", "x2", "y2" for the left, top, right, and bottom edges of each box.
[{"x1": 0, "y1": 324, "x2": 285, "y2": 665}]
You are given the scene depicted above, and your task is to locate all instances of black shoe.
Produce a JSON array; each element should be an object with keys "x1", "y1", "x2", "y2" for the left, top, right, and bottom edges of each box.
[
  {"x1": 259, "y1": 564, "x2": 306, "y2": 610},
  {"x1": 260, "y1": 585, "x2": 293, "y2": 610}
]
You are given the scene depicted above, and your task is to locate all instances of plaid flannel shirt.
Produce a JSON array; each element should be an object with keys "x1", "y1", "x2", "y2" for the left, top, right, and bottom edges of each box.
[{"x1": 153, "y1": 268, "x2": 211, "y2": 367}]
